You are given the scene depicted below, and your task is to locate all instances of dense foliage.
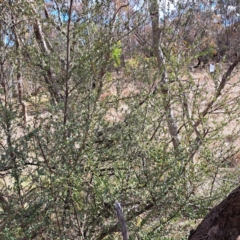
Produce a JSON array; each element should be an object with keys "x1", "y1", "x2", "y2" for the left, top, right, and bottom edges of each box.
[{"x1": 0, "y1": 0, "x2": 240, "y2": 239}]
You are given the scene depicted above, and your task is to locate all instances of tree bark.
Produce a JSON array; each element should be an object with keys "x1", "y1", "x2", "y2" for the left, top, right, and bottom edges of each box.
[{"x1": 188, "y1": 185, "x2": 240, "y2": 240}]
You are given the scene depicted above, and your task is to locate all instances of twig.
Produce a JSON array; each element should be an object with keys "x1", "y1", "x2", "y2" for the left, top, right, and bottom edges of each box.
[{"x1": 115, "y1": 201, "x2": 129, "y2": 240}]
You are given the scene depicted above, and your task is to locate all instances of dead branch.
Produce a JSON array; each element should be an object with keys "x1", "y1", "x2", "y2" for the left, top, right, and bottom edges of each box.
[{"x1": 115, "y1": 201, "x2": 129, "y2": 240}]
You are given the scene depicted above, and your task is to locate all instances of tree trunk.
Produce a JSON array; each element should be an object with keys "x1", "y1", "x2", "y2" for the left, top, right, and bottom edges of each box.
[
  {"x1": 188, "y1": 185, "x2": 240, "y2": 240},
  {"x1": 149, "y1": 0, "x2": 180, "y2": 151}
]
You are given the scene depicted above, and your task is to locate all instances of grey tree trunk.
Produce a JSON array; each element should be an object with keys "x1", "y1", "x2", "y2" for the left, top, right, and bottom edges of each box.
[{"x1": 149, "y1": 0, "x2": 180, "y2": 151}]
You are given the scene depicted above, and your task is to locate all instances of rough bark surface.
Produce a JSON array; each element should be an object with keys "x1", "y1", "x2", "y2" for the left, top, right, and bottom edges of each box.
[{"x1": 188, "y1": 185, "x2": 240, "y2": 240}]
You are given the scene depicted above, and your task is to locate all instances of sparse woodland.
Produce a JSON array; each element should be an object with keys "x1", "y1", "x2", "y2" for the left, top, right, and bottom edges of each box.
[{"x1": 0, "y1": 0, "x2": 240, "y2": 239}]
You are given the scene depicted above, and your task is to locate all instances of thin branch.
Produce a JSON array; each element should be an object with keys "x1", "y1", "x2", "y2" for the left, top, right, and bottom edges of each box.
[
  {"x1": 194, "y1": 55, "x2": 240, "y2": 129},
  {"x1": 115, "y1": 201, "x2": 129, "y2": 240}
]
